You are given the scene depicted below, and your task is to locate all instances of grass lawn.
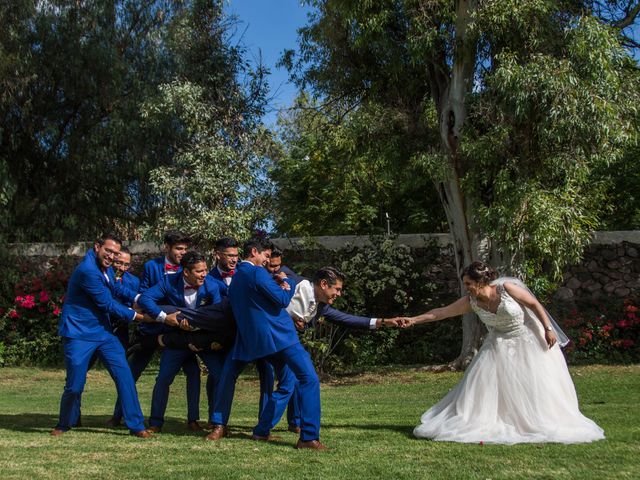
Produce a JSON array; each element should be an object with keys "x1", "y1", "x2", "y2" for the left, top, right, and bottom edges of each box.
[{"x1": 0, "y1": 364, "x2": 638, "y2": 479}]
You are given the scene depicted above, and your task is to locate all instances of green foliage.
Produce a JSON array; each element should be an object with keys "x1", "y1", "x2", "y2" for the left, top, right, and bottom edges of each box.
[
  {"x1": 463, "y1": 16, "x2": 639, "y2": 281},
  {"x1": 140, "y1": 80, "x2": 273, "y2": 249},
  {"x1": 283, "y1": 0, "x2": 640, "y2": 292},
  {"x1": 271, "y1": 94, "x2": 446, "y2": 236},
  {"x1": 0, "y1": 0, "x2": 272, "y2": 242},
  {"x1": 298, "y1": 237, "x2": 443, "y2": 371}
]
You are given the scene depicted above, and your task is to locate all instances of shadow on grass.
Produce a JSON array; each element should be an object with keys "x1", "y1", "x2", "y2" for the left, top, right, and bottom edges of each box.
[
  {"x1": 0, "y1": 414, "x2": 216, "y2": 437},
  {"x1": 317, "y1": 422, "x2": 416, "y2": 438}
]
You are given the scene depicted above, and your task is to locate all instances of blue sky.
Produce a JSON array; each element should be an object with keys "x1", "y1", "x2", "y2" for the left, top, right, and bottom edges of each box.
[{"x1": 224, "y1": 1, "x2": 315, "y2": 128}]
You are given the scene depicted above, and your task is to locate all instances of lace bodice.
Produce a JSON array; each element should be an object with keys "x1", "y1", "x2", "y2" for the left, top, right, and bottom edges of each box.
[{"x1": 469, "y1": 284, "x2": 526, "y2": 336}]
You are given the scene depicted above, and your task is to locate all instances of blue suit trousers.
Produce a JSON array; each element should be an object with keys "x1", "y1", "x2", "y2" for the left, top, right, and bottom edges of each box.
[
  {"x1": 254, "y1": 343, "x2": 320, "y2": 441},
  {"x1": 112, "y1": 340, "x2": 201, "y2": 422},
  {"x1": 56, "y1": 336, "x2": 145, "y2": 433},
  {"x1": 209, "y1": 356, "x2": 277, "y2": 426},
  {"x1": 148, "y1": 348, "x2": 224, "y2": 428}
]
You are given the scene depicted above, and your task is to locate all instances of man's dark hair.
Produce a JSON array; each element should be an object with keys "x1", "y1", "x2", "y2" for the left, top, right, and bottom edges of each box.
[
  {"x1": 215, "y1": 237, "x2": 239, "y2": 251},
  {"x1": 270, "y1": 248, "x2": 283, "y2": 259},
  {"x1": 312, "y1": 266, "x2": 345, "y2": 286},
  {"x1": 242, "y1": 236, "x2": 274, "y2": 258},
  {"x1": 96, "y1": 232, "x2": 123, "y2": 246},
  {"x1": 119, "y1": 245, "x2": 131, "y2": 255},
  {"x1": 164, "y1": 230, "x2": 192, "y2": 247},
  {"x1": 181, "y1": 251, "x2": 206, "y2": 270}
]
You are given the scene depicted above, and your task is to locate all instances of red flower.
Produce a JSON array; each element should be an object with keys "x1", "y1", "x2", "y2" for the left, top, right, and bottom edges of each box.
[
  {"x1": 602, "y1": 324, "x2": 613, "y2": 333},
  {"x1": 53, "y1": 306, "x2": 61, "y2": 316},
  {"x1": 39, "y1": 290, "x2": 50, "y2": 303},
  {"x1": 616, "y1": 320, "x2": 631, "y2": 329},
  {"x1": 19, "y1": 295, "x2": 36, "y2": 309},
  {"x1": 625, "y1": 305, "x2": 638, "y2": 313},
  {"x1": 621, "y1": 339, "x2": 635, "y2": 348},
  {"x1": 583, "y1": 330, "x2": 593, "y2": 341},
  {"x1": 9, "y1": 309, "x2": 19, "y2": 319}
]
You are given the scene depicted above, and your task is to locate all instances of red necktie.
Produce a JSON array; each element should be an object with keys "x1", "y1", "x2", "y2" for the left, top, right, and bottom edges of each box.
[
  {"x1": 184, "y1": 285, "x2": 198, "y2": 291},
  {"x1": 165, "y1": 264, "x2": 180, "y2": 272},
  {"x1": 221, "y1": 270, "x2": 235, "y2": 279}
]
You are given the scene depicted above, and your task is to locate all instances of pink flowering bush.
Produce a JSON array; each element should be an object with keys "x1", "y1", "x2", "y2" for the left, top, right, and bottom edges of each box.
[
  {"x1": 561, "y1": 299, "x2": 640, "y2": 363},
  {"x1": 0, "y1": 260, "x2": 70, "y2": 366}
]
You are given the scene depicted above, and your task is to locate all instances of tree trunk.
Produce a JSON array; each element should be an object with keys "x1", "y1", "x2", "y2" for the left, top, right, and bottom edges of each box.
[{"x1": 431, "y1": 0, "x2": 483, "y2": 370}]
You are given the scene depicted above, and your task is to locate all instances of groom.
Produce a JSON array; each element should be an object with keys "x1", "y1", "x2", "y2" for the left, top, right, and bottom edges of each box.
[{"x1": 207, "y1": 236, "x2": 326, "y2": 450}]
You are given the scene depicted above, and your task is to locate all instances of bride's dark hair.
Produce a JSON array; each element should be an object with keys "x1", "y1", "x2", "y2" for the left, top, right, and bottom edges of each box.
[{"x1": 461, "y1": 261, "x2": 497, "y2": 285}]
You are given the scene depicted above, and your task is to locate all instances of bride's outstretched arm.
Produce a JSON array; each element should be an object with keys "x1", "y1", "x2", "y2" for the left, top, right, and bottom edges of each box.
[
  {"x1": 409, "y1": 296, "x2": 472, "y2": 325},
  {"x1": 503, "y1": 282, "x2": 557, "y2": 348}
]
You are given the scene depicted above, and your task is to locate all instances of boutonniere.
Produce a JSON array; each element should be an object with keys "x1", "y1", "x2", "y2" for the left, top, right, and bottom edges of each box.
[{"x1": 199, "y1": 296, "x2": 211, "y2": 307}]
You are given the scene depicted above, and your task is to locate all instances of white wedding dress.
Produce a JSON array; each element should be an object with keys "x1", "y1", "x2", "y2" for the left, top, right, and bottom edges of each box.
[{"x1": 413, "y1": 284, "x2": 605, "y2": 444}]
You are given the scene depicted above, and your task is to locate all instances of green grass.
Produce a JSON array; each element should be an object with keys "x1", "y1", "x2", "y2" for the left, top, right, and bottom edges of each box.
[{"x1": 0, "y1": 365, "x2": 638, "y2": 479}]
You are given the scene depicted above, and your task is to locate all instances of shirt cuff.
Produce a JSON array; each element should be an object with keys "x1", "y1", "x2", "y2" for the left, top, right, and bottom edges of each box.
[
  {"x1": 369, "y1": 318, "x2": 378, "y2": 330},
  {"x1": 130, "y1": 310, "x2": 137, "y2": 322},
  {"x1": 156, "y1": 311, "x2": 167, "y2": 323},
  {"x1": 134, "y1": 294, "x2": 141, "y2": 303}
]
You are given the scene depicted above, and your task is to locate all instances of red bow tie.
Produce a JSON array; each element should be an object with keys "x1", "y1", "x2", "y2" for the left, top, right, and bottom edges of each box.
[
  {"x1": 184, "y1": 285, "x2": 198, "y2": 291},
  {"x1": 221, "y1": 270, "x2": 235, "y2": 278},
  {"x1": 165, "y1": 263, "x2": 180, "y2": 272}
]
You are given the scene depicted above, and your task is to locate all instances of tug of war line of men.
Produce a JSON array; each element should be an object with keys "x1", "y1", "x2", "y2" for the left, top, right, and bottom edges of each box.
[{"x1": 51, "y1": 230, "x2": 408, "y2": 450}]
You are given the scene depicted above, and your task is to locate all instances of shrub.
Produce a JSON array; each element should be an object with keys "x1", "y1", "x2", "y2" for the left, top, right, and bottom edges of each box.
[
  {"x1": 0, "y1": 259, "x2": 70, "y2": 366},
  {"x1": 561, "y1": 298, "x2": 640, "y2": 364}
]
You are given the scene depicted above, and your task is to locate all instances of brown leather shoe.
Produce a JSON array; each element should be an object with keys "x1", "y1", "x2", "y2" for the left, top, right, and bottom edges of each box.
[
  {"x1": 251, "y1": 433, "x2": 281, "y2": 442},
  {"x1": 288, "y1": 424, "x2": 301, "y2": 434},
  {"x1": 296, "y1": 439, "x2": 328, "y2": 450},
  {"x1": 132, "y1": 429, "x2": 153, "y2": 438},
  {"x1": 187, "y1": 421, "x2": 203, "y2": 432},
  {"x1": 105, "y1": 417, "x2": 121, "y2": 428},
  {"x1": 204, "y1": 425, "x2": 229, "y2": 441},
  {"x1": 147, "y1": 425, "x2": 162, "y2": 433},
  {"x1": 50, "y1": 428, "x2": 65, "y2": 437}
]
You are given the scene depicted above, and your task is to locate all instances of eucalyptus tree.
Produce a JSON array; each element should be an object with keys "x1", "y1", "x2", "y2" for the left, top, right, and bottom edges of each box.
[{"x1": 284, "y1": 0, "x2": 640, "y2": 366}]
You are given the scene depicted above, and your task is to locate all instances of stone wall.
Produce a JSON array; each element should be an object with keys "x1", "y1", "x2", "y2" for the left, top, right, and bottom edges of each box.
[{"x1": 8, "y1": 231, "x2": 640, "y2": 305}]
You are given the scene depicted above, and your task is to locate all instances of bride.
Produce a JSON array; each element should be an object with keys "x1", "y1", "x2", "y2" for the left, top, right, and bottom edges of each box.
[{"x1": 409, "y1": 261, "x2": 604, "y2": 444}]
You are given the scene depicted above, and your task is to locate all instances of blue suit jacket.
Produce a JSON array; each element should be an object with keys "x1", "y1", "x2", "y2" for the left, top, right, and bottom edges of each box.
[
  {"x1": 314, "y1": 303, "x2": 372, "y2": 329},
  {"x1": 280, "y1": 264, "x2": 305, "y2": 284},
  {"x1": 138, "y1": 274, "x2": 223, "y2": 320},
  {"x1": 140, "y1": 256, "x2": 181, "y2": 292},
  {"x1": 58, "y1": 250, "x2": 136, "y2": 341},
  {"x1": 228, "y1": 261, "x2": 297, "y2": 362},
  {"x1": 138, "y1": 256, "x2": 181, "y2": 334},
  {"x1": 207, "y1": 267, "x2": 231, "y2": 297},
  {"x1": 111, "y1": 271, "x2": 141, "y2": 324}
]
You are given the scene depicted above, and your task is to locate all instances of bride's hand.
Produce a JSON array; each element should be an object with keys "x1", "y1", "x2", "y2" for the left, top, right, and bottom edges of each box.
[{"x1": 545, "y1": 329, "x2": 557, "y2": 349}]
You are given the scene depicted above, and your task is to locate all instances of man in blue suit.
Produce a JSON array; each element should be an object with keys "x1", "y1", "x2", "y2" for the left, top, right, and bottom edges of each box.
[
  {"x1": 274, "y1": 266, "x2": 409, "y2": 433},
  {"x1": 109, "y1": 230, "x2": 202, "y2": 430},
  {"x1": 266, "y1": 248, "x2": 305, "y2": 284},
  {"x1": 110, "y1": 246, "x2": 140, "y2": 349},
  {"x1": 206, "y1": 236, "x2": 274, "y2": 426},
  {"x1": 206, "y1": 237, "x2": 326, "y2": 450},
  {"x1": 51, "y1": 232, "x2": 151, "y2": 438},
  {"x1": 138, "y1": 251, "x2": 227, "y2": 433}
]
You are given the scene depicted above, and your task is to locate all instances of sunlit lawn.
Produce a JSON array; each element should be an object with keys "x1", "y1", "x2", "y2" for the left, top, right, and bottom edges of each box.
[{"x1": 0, "y1": 364, "x2": 638, "y2": 479}]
